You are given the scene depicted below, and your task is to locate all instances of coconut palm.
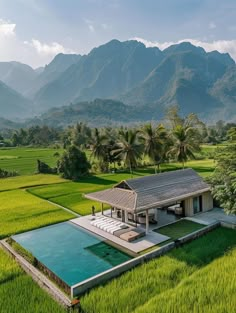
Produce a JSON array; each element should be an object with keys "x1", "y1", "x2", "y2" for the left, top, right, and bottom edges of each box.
[
  {"x1": 139, "y1": 123, "x2": 167, "y2": 173},
  {"x1": 112, "y1": 129, "x2": 143, "y2": 175},
  {"x1": 168, "y1": 124, "x2": 201, "y2": 168},
  {"x1": 90, "y1": 128, "x2": 108, "y2": 162}
]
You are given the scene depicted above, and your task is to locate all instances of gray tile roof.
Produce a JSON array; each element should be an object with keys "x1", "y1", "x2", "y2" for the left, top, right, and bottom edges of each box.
[{"x1": 85, "y1": 169, "x2": 210, "y2": 213}]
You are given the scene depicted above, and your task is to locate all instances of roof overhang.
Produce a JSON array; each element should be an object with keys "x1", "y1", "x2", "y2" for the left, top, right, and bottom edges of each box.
[{"x1": 84, "y1": 187, "x2": 211, "y2": 214}]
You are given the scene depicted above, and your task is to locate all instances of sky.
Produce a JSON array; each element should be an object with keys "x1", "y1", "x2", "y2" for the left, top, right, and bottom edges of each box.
[{"x1": 0, "y1": 0, "x2": 236, "y2": 68}]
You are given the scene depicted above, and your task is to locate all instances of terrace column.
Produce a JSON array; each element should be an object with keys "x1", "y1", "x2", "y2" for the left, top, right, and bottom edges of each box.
[
  {"x1": 101, "y1": 203, "x2": 104, "y2": 215},
  {"x1": 124, "y1": 210, "x2": 128, "y2": 223},
  {"x1": 146, "y1": 209, "x2": 149, "y2": 234}
]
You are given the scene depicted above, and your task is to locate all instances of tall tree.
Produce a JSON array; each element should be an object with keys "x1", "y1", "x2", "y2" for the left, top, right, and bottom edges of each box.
[
  {"x1": 167, "y1": 112, "x2": 202, "y2": 168},
  {"x1": 57, "y1": 145, "x2": 91, "y2": 180},
  {"x1": 112, "y1": 129, "x2": 143, "y2": 175},
  {"x1": 208, "y1": 145, "x2": 236, "y2": 214},
  {"x1": 139, "y1": 123, "x2": 167, "y2": 173},
  {"x1": 90, "y1": 128, "x2": 108, "y2": 162}
]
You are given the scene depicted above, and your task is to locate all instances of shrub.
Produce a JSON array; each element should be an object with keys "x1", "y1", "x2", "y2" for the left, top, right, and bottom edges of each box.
[{"x1": 0, "y1": 168, "x2": 19, "y2": 178}]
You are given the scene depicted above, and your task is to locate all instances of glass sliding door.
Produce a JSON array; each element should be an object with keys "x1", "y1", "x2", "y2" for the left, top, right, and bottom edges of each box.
[{"x1": 193, "y1": 196, "x2": 201, "y2": 214}]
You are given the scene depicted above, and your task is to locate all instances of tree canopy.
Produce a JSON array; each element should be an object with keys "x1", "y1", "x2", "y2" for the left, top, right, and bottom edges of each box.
[
  {"x1": 57, "y1": 145, "x2": 91, "y2": 180},
  {"x1": 208, "y1": 145, "x2": 236, "y2": 214}
]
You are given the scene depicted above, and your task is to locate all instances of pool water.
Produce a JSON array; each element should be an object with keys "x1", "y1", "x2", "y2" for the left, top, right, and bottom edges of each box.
[{"x1": 12, "y1": 222, "x2": 132, "y2": 286}]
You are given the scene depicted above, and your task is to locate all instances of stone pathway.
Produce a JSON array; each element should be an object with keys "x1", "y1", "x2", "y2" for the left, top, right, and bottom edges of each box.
[{"x1": 186, "y1": 208, "x2": 236, "y2": 226}]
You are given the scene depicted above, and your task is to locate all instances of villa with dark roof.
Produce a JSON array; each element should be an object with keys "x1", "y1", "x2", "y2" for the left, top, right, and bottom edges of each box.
[{"x1": 85, "y1": 169, "x2": 213, "y2": 235}]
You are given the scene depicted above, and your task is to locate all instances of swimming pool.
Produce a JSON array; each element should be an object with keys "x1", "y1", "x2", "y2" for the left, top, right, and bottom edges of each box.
[{"x1": 12, "y1": 222, "x2": 132, "y2": 286}]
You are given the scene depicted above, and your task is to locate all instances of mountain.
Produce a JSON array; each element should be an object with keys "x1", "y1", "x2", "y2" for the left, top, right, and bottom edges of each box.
[
  {"x1": 28, "y1": 98, "x2": 154, "y2": 127},
  {"x1": 0, "y1": 39, "x2": 236, "y2": 123},
  {"x1": 0, "y1": 117, "x2": 22, "y2": 130},
  {"x1": 27, "y1": 53, "x2": 81, "y2": 98},
  {"x1": 0, "y1": 80, "x2": 32, "y2": 119},
  {"x1": 0, "y1": 61, "x2": 37, "y2": 95},
  {"x1": 120, "y1": 43, "x2": 235, "y2": 120},
  {"x1": 209, "y1": 66, "x2": 236, "y2": 120},
  {"x1": 33, "y1": 40, "x2": 163, "y2": 110}
]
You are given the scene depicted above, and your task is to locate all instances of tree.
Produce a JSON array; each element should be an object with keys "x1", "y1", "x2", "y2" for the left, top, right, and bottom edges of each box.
[
  {"x1": 139, "y1": 123, "x2": 167, "y2": 173},
  {"x1": 57, "y1": 145, "x2": 91, "y2": 180},
  {"x1": 37, "y1": 160, "x2": 57, "y2": 174},
  {"x1": 167, "y1": 112, "x2": 202, "y2": 168},
  {"x1": 112, "y1": 129, "x2": 143, "y2": 175},
  {"x1": 208, "y1": 145, "x2": 236, "y2": 214}
]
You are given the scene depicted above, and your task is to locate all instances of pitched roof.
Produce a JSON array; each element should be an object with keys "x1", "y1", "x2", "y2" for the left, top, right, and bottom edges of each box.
[{"x1": 85, "y1": 168, "x2": 210, "y2": 213}]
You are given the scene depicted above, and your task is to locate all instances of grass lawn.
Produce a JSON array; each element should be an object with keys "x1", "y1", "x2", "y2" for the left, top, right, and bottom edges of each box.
[
  {"x1": 0, "y1": 248, "x2": 66, "y2": 313},
  {"x1": 0, "y1": 147, "x2": 63, "y2": 175},
  {"x1": 80, "y1": 227, "x2": 236, "y2": 313},
  {"x1": 154, "y1": 220, "x2": 205, "y2": 240},
  {"x1": 0, "y1": 189, "x2": 74, "y2": 239}
]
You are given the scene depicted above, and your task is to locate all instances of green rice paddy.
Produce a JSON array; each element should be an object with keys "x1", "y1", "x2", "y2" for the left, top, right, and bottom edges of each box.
[
  {"x1": 0, "y1": 146, "x2": 233, "y2": 313},
  {"x1": 80, "y1": 227, "x2": 236, "y2": 313},
  {"x1": 0, "y1": 147, "x2": 63, "y2": 175},
  {"x1": 0, "y1": 248, "x2": 66, "y2": 313},
  {"x1": 0, "y1": 189, "x2": 73, "y2": 239}
]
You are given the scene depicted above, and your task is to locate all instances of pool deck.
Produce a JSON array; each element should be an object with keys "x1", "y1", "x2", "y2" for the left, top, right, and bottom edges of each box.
[{"x1": 70, "y1": 214, "x2": 170, "y2": 254}]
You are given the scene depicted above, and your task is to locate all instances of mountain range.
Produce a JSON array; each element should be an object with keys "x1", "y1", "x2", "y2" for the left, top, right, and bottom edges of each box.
[{"x1": 0, "y1": 39, "x2": 236, "y2": 126}]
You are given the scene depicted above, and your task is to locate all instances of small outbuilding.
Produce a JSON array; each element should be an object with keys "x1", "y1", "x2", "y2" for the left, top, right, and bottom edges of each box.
[{"x1": 85, "y1": 168, "x2": 213, "y2": 234}]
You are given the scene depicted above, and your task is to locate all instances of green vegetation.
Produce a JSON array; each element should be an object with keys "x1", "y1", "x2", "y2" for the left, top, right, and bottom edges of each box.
[
  {"x1": 154, "y1": 220, "x2": 205, "y2": 240},
  {"x1": 0, "y1": 167, "x2": 19, "y2": 178},
  {"x1": 58, "y1": 145, "x2": 91, "y2": 180},
  {"x1": 0, "y1": 174, "x2": 67, "y2": 192},
  {"x1": 208, "y1": 144, "x2": 236, "y2": 214},
  {"x1": 0, "y1": 189, "x2": 73, "y2": 239},
  {"x1": 29, "y1": 159, "x2": 214, "y2": 215},
  {"x1": 80, "y1": 228, "x2": 236, "y2": 313},
  {"x1": 0, "y1": 147, "x2": 63, "y2": 175},
  {"x1": 0, "y1": 248, "x2": 66, "y2": 313}
]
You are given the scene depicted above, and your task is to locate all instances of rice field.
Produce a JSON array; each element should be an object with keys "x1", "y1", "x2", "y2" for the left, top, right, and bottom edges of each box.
[
  {"x1": 0, "y1": 248, "x2": 66, "y2": 313},
  {"x1": 28, "y1": 159, "x2": 215, "y2": 215},
  {"x1": 0, "y1": 189, "x2": 73, "y2": 239},
  {"x1": 80, "y1": 228, "x2": 236, "y2": 313},
  {"x1": 0, "y1": 147, "x2": 63, "y2": 175},
  {"x1": 0, "y1": 174, "x2": 67, "y2": 192}
]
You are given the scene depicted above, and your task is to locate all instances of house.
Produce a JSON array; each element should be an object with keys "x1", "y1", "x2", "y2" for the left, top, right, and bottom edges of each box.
[{"x1": 85, "y1": 168, "x2": 213, "y2": 234}]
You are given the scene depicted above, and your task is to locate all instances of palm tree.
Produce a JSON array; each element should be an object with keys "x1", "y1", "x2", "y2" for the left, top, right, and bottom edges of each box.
[
  {"x1": 90, "y1": 128, "x2": 108, "y2": 162},
  {"x1": 168, "y1": 124, "x2": 201, "y2": 168},
  {"x1": 112, "y1": 129, "x2": 143, "y2": 175},
  {"x1": 139, "y1": 123, "x2": 167, "y2": 173}
]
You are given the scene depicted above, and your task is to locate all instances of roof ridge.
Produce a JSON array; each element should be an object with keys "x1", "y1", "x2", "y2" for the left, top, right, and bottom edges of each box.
[
  {"x1": 136, "y1": 177, "x2": 205, "y2": 193},
  {"x1": 126, "y1": 168, "x2": 194, "y2": 183}
]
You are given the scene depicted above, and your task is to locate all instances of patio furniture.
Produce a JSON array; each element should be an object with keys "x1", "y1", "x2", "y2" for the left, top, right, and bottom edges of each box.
[
  {"x1": 119, "y1": 230, "x2": 145, "y2": 242},
  {"x1": 137, "y1": 213, "x2": 155, "y2": 224}
]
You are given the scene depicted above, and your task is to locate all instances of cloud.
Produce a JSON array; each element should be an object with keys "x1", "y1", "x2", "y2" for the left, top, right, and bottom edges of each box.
[
  {"x1": 84, "y1": 18, "x2": 95, "y2": 32},
  {"x1": 209, "y1": 22, "x2": 216, "y2": 29},
  {"x1": 24, "y1": 39, "x2": 73, "y2": 56},
  {"x1": 0, "y1": 19, "x2": 16, "y2": 36},
  {"x1": 101, "y1": 23, "x2": 108, "y2": 30},
  {"x1": 88, "y1": 24, "x2": 95, "y2": 32},
  {"x1": 131, "y1": 37, "x2": 236, "y2": 61}
]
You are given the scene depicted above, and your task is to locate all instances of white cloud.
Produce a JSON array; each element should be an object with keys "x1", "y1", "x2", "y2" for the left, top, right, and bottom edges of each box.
[
  {"x1": 88, "y1": 24, "x2": 95, "y2": 32},
  {"x1": 131, "y1": 37, "x2": 236, "y2": 61},
  {"x1": 101, "y1": 23, "x2": 108, "y2": 30},
  {"x1": 209, "y1": 22, "x2": 216, "y2": 29},
  {"x1": 84, "y1": 18, "x2": 95, "y2": 32},
  {"x1": 0, "y1": 19, "x2": 16, "y2": 36},
  {"x1": 24, "y1": 38, "x2": 73, "y2": 56}
]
